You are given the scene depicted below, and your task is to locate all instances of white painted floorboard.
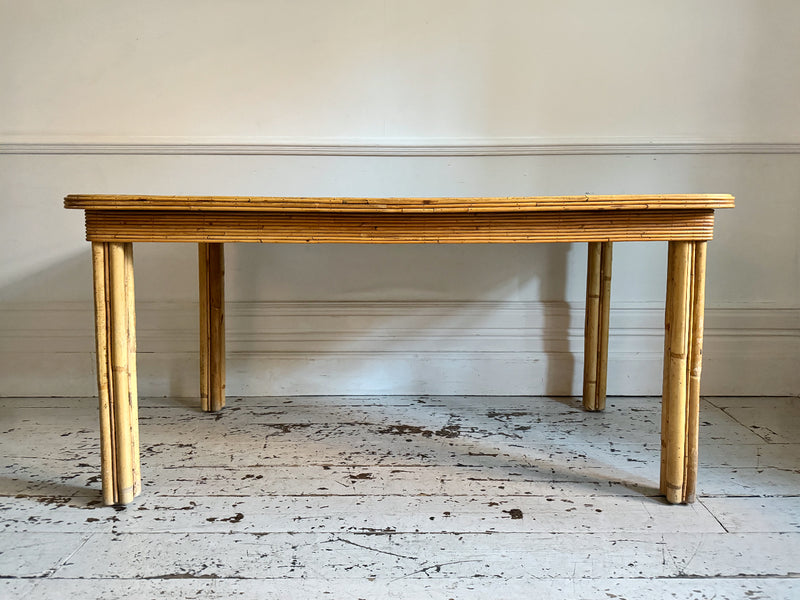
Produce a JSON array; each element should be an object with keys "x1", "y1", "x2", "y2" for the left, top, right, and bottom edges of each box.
[{"x1": 1, "y1": 395, "x2": 798, "y2": 599}]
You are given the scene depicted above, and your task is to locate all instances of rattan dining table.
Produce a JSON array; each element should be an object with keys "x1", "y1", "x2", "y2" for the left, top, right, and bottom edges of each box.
[{"x1": 64, "y1": 193, "x2": 734, "y2": 506}]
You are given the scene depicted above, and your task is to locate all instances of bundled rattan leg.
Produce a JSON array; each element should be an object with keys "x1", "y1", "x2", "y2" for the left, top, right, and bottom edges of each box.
[
  {"x1": 92, "y1": 242, "x2": 141, "y2": 506},
  {"x1": 583, "y1": 241, "x2": 613, "y2": 411},
  {"x1": 661, "y1": 241, "x2": 706, "y2": 504},
  {"x1": 199, "y1": 243, "x2": 226, "y2": 412}
]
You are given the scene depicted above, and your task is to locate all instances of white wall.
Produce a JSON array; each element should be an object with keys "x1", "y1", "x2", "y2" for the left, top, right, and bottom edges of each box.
[
  {"x1": 1, "y1": 1, "x2": 798, "y2": 397},
  {"x1": 4, "y1": 0, "x2": 800, "y2": 144}
]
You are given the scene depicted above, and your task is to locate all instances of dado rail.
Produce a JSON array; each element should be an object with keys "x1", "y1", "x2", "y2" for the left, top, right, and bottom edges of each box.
[{"x1": 64, "y1": 194, "x2": 734, "y2": 506}]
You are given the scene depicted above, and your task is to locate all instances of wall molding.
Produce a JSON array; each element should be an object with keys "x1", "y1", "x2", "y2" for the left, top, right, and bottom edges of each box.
[
  {"x1": 1, "y1": 301, "x2": 797, "y2": 397},
  {"x1": 3, "y1": 300, "x2": 797, "y2": 348},
  {"x1": 2, "y1": 140, "x2": 800, "y2": 157}
]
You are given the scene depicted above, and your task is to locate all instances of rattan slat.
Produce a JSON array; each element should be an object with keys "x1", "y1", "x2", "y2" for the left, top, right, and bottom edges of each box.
[
  {"x1": 83, "y1": 209, "x2": 716, "y2": 243},
  {"x1": 66, "y1": 194, "x2": 735, "y2": 213}
]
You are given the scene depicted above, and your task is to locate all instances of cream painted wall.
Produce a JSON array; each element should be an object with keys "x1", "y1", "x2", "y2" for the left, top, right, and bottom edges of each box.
[
  {"x1": 1, "y1": 1, "x2": 798, "y2": 397},
  {"x1": 3, "y1": 0, "x2": 799, "y2": 143}
]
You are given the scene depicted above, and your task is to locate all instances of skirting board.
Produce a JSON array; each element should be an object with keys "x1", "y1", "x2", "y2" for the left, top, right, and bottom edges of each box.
[{"x1": 0, "y1": 301, "x2": 797, "y2": 397}]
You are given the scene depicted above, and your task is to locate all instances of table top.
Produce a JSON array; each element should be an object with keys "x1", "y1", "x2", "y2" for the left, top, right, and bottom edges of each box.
[{"x1": 64, "y1": 194, "x2": 734, "y2": 213}]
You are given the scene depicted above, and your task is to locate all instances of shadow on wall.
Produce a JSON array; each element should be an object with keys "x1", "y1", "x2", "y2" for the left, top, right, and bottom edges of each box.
[
  {"x1": 0, "y1": 235, "x2": 580, "y2": 398},
  {"x1": 0, "y1": 250, "x2": 90, "y2": 304},
  {"x1": 228, "y1": 242, "x2": 576, "y2": 397},
  {"x1": 0, "y1": 244, "x2": 198, "y2": 398},
  {"x1": 0, "y1": 252, "x2": 96, "y2": 396}
]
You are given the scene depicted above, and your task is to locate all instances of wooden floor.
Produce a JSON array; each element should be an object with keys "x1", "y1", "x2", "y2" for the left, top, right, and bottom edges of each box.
[{"x1": 1, "y1": 395, "x2": 798, "y2": 599}]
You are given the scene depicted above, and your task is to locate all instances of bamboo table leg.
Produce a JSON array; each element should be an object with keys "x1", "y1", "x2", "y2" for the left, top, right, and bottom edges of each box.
[
  {"x1": 661, "y1": 241, "x2": 706, "y2": 504},
  {"x1": 92, "y1": 242, "x2": 141, "y2": 506},
  {"x1": 199, "y1": 243, "x2": 226, "y2": 412},
  {"x1": 583, "y1": 241, "x2": 613, "y2": 411}
]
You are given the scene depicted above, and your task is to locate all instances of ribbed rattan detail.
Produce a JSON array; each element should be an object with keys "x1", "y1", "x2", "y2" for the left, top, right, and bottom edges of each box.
[
  {"x1": 83, "y1": 209, "x2": 717, "y2": 243},
  {"x1": 66, "y1": 194, "x2": 734, "y2": 213}
]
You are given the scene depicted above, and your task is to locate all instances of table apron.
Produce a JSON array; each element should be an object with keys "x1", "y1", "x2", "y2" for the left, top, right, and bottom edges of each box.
[{"x1": 83, "y1": 209, "x2": 717, "y2": 243}]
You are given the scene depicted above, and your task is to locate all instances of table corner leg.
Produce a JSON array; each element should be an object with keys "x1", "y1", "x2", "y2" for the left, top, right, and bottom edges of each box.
[
  {"x1": 93, "y1": 241, "x2": 141, "y2": 506},
  {"x1": 661, "y1": 241, "x2": 705, "y2": 504},
  {"x1": 199, "y1": 243, "x2": 226, "y2": 412},
  {"x1": 583, "y1": 241, "x2": 612, "y2": 411}
]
